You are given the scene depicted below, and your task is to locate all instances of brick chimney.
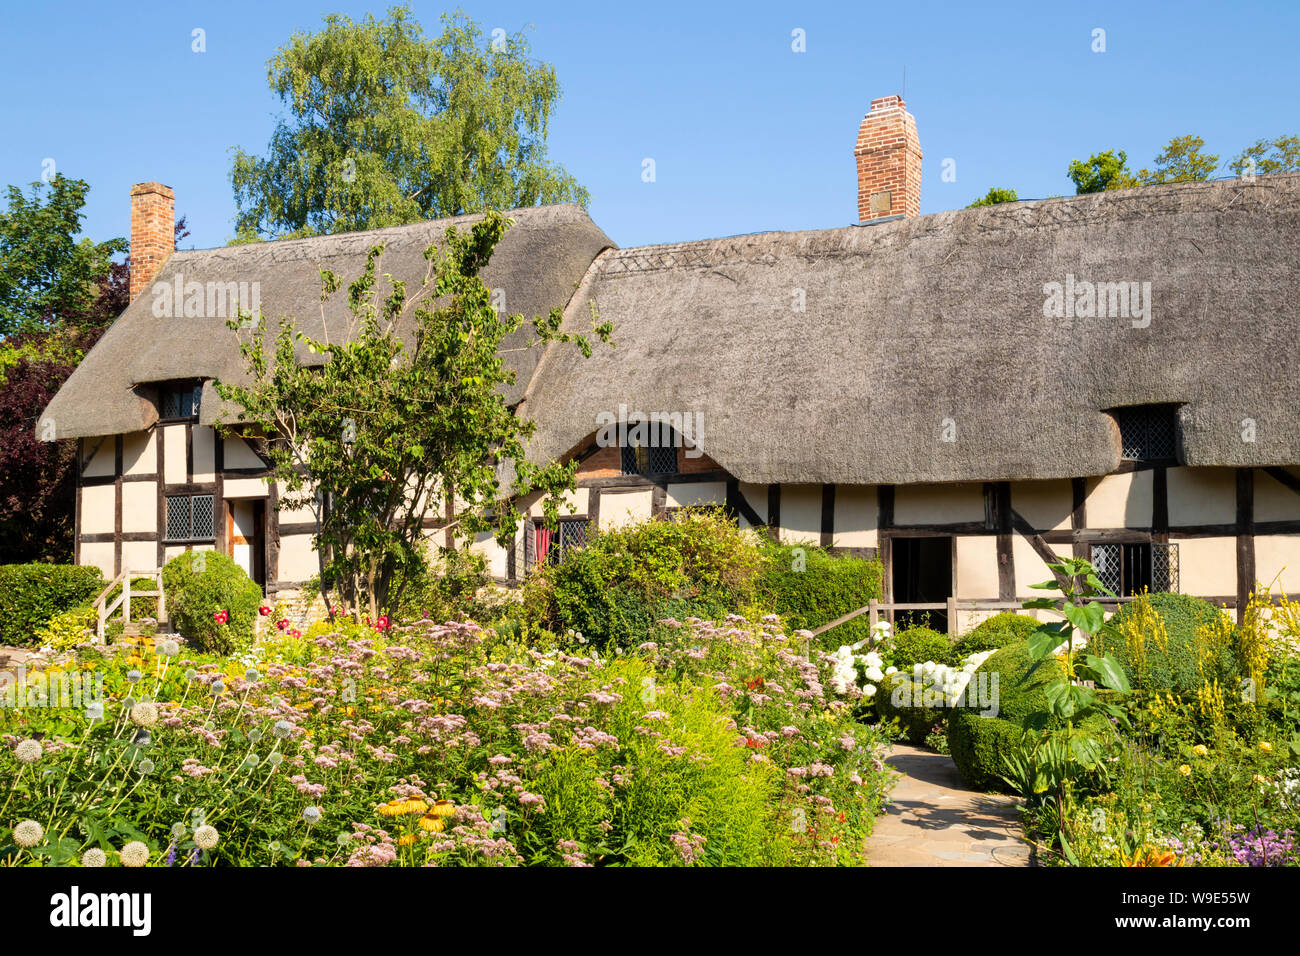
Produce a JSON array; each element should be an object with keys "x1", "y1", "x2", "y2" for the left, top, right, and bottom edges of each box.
[
  {"x1": 854, "y1": 95, "x2": 922, "y2": 221},
  {"x1": 129, "y1": 182, "x2": 175, "y2": 300}
]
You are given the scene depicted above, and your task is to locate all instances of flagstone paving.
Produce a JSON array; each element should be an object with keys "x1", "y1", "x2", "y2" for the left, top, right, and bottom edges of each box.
[{"x1": 866, "y1": 743, "x2": 1033, "y2": 866}]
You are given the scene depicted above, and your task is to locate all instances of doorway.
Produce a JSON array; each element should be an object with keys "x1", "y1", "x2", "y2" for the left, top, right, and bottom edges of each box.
[
  {"x1": 891, "y1": 536, "x2": 953, "y2": 632},
  {"x1": 227, "y1": 499, "x2": 266, "y2": 589}
]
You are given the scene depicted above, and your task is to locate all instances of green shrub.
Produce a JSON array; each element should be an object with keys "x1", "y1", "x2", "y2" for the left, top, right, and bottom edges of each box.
[
  {"x1": 890, "y1": 626, "x2": 954, "y2": 669},
  {"x1": 524, "y1": 508, "x2": 763, "y2": 649},
  {"x1": 952, "y1": 611, "x2": 1041, "y2": 659},
  {"x1": 0, "y1": 564, "x2": 105, "y2": 646},
  {"x1": 1100, "y1": 592, "x2": 1234, "y2": 694},
  {"x1": 392, "y1": 546, "x2": 491, "y2": 622},
  {"x1": 757, "y1": 543, "x2": 883, "y2": 646},
  {"x1": 947, "y1": 638, "x2": 1111, "y2": 792},
  {"x1": 161, "y1": 551, "x2": 263, "y2": 654},
  {"x1": 876, "y1": 671, "x2": 946, "y2": 744},
  {"x1": 33, "y1": 606, "x2": 97, "y2": 651}
]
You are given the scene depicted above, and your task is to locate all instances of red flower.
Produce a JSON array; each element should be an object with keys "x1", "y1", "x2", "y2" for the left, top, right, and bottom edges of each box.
[
  {"x1": 212, "y1": 610, "x2": 229, "y2": 624},
  {"x1": 290, "y1": 629, "x2": 302, "y2": 638},
  {"x1": 745, "y1": 737, "x2": 765, "y2": 749},
  {"x1": 276, "y1": 619, "x2": 289, "y2": 631},
  {"x1": 746, "y1": 676, "x2": 765, "y2": 691},
  {"x1": 375, "y1": 615, "x2": 390, "y2": 631},
  {"x1": 259, "y1": 605, "x2": 271, "y2": 616}
]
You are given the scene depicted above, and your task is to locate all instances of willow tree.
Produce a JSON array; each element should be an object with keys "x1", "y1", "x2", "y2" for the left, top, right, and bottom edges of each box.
[
  {"x1": 230, "y1": 6, "x2": 587, "y2": 242},
  {"x1": 216, "y1": 212, "x2": 610, "y2": 618}
]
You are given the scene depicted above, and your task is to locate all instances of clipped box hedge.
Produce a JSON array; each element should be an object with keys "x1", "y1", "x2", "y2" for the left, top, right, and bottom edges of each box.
[{"x1": 0, "y1": 564, "x2": 105, "y2": 646}]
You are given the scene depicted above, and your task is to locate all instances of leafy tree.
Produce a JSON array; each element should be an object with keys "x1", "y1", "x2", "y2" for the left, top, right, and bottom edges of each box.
[
  {"x1": 1136, "y1": 134, "x2": 1220, "y2": 184},
  {"x1": 0, "y1": 174, "x2": 186, "y2": 563},
  {"x1": 1067, "y1": 149, "x2": 1139, "y2": 193},
  {"x1": 230, "y1": 6, "x2": 587, "y2": 242},
  {"x1": 1230, "y1": 135, "x2": 1300, "y2": 176},
  {"x1": 0, "y1": 175, "x2": 126, "y2": 338},
  {"x1": 216, "y1": 211, "x2": 611, "y2": 617},
  {"x1": 966, "y1": 187, "x2": 1018, "y2": 208}
]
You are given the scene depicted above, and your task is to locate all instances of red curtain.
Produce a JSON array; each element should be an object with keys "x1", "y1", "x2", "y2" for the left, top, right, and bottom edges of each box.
[{"x1": 534, "y1": 526, "x2": 554, "y2": 566}]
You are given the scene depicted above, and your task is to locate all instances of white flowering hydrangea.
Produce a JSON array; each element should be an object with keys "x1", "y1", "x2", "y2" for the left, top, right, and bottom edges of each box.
[{"x1": 830, "y1": 620, "x2": 893, "y2": 696}]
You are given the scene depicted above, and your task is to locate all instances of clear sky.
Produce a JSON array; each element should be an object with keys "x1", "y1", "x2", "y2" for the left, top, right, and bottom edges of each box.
[{"x1": 1, "y1": 0, "x2": 1296, "y2": 252}]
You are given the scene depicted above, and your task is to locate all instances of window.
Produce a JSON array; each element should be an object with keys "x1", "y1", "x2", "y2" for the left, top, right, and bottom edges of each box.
[
  {"x1": 1091, "y1": 542, "x2": 1178, "y2": 596},
  {"x1": 160, "y1": 383, "x2": 202, "y2": 420},
  {"x1": 621, "y1": 443, "x2": 677, "y2": 476},
  {"x1": 524, "y1": 518, "x2": 591, "y2": 572},
  {"x1": 1113, "y1": 405, "x2": 1178, "y2": 461},
  {"x1": 165, "y1": 494, "x2": 215, "y2": 541}
]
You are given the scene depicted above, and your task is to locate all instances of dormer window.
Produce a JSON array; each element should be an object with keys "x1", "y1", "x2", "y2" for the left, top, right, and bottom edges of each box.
[
  {"x1": 159, "y1": 383, "x2": 202, "y2": 421},
  {"x1": 1113, "y1": 404, "x2": 1178, "y2": 462}
]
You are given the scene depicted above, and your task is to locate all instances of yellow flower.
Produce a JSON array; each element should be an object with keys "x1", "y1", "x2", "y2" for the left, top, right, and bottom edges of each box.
[
  {"x1": 397, "y1": 833, "x2": 417, "y2": 846},
  {"x1": 1253, "y1": 774, "x2": 1269, "y2": 785},
  {"x1": 1192, "y1": 744, "x2": 1208, "y2": 757},
  {"x1": 1178, "y1": 764, "x2": 1191, "y2": 776},
  {"x1": 1259, "y1": 741, "x2": 1273, "y2": 752},
  {"x1": 429, "y1": 800, "x2": 456, "y2": 818},
  {"x1": 417, "y1": 814, "x2": 445, "y2": 832}
]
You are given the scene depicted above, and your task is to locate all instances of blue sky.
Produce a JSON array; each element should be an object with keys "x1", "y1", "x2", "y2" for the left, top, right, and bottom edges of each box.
[{"x1": 1, "y1": 0, "x2": 1296, "y2": 252}]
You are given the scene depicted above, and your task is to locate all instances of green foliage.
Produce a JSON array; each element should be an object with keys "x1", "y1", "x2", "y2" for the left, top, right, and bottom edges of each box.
[
  {"x1": 391, "y1": 546, "x2": 490, "y2": 622},
  {"x1": 1067, "y1": 149, "x2": 1139, "y2": 193},
  {"x1": 0, "y1": 563, "x2": 104, "y2": 645},
  {"x1": 876, "y1": 671, "x2": 946, "y2": 745},
  {"x1": 524, "y1": 508, "x2": 761, "y2": 649},
  {"x1": 0, "y1": 175, "x2": 126, "y2": 337},
  {"x1": 161, "y1": 551, "x2": 263, "y2": 655},
  {"x1": 1101, "y1": 591, "x2": 1234, "y2": 695},
  {"x1": 1136, "y1": 135, "x2": 1220, "y2": 184},
  {"x1": 32, "y1": 606, "x2": 96, "y2": 651},
  {"x1": 230, "y1": 6, "x2": 586, "y2": 242},
  {"x1": 756, "y1": 542, "x2": 882, "y2": 646},
  {"x1": 966, "y1": 187, "x2": 1018, "y2": 208},
  {"x1": 890, "y1": 626, "x2": 953, "y2": 669},
  {"x1": 217, "y1": 210, "x2": 609, "y2": 618},
  {"x1": 953, "y1": 611, "x2": 1040, "y2": 659},
  {"x1": 1230, "y1": 135, "x2": 1300, "y2": 176}
]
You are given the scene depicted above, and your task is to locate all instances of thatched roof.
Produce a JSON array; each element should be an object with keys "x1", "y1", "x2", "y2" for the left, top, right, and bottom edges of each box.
[
  {"x1": 520, "y1": 174, "x2": 1300, "y2": 484},
  {"x1": 41, "y1": 204, "x2": 614, "y2": 440}
]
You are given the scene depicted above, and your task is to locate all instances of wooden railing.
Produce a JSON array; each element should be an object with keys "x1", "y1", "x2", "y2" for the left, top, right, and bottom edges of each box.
[
  {"x1": 92, "y1": 569, "x2": 166, "y2": 643},
  {"x1": 811, "y1": 596, "x2": 1142, "y2": 637}
]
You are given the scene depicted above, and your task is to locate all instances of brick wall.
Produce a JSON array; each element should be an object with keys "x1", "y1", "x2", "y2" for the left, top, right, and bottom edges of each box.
[
  {"x1": 854, "y1": 95, "x2": 923, "y2": 221},
  {"x1": 129, "y1": 182, "x2": 175, "y2": 300}
]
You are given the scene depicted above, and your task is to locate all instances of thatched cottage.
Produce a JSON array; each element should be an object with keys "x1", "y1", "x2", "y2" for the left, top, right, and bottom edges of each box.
[{"x1": 40, "y1": 96, "x2": 1300, "y2": 630}]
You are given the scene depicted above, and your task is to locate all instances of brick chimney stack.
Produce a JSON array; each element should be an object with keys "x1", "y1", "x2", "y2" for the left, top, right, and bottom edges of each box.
[
  {"x1": 854, "y1": 95, "x2": 922, "y2": 221},
  {"x1": 129, "y1": 182, "x2": 175, "y2": 300}
]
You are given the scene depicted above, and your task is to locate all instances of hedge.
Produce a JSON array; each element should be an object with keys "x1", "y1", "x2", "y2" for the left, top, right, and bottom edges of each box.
[
  {"x1": 952, "y1": 611, "x2": 1041, "y2": 659},
  {"x1": 1096, "y1": 591, "x2": 1234, "y2": 694},
  {"x1": 162, "y1": 551, "x2": 263, "y2": 654},
  {"x1": 0, "y1": 564, "x2": 105, "y2": 646},
  {"x1": 758, "y1": 542, "x2": 883, "y2": 646},
  {"x1": 947, "y1": 638, "x2": 1111, "y2": 792}
]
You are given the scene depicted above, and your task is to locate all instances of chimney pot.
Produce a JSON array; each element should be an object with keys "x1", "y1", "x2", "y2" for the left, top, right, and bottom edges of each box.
[
  {"x1": 129, "y1": 182, "x2": 175, "y2": 300},
  {"x1": 854, "y1": 96, "x2": 922, "y2": 221}
]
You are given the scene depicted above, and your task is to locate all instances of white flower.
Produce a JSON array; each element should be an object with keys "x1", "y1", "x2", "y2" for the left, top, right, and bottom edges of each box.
[
  {"x1": 119, "y1": 841, "x2": 149, "y2": 867},
  {"x1": 13, "y1": 820, "x2": 43, "y2": 848},
  {"x1": 864, "y1": 666, "x2": 885, "y2": 683},
  {"x1": 272, "y1": 720, "x2": 294, "y2": 739},
  {"x1": 862, "y1": 684, "x2": 877, "y2": 698},
  {"x1": 81, "y1": 848, "x2": 107, "y2": 867},
  {"x1": 15, "y1": 739, "x2": 42, "y2": 764},
  {"x1": 885, "y1": 666, "x2": 897, "y2": 675},
  {"x1": 130, "y1": 702, "x2": 159, "y2": 728},
  {"x1": 159, "y1": 639, "x2": 180, "y2": 657},
  {"x1": 303, "y1": 806, "x2": 322, "y2": 825},
  {"x1": 194, "y1": 825, "x2": 219, "y2": 850}
]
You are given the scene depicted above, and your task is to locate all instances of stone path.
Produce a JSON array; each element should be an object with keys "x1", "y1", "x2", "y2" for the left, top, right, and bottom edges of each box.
[{"x1": 865, "y1": 743, "x2": 1033, "y2": 866}]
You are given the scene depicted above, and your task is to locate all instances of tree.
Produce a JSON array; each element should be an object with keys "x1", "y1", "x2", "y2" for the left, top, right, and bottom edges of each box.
[
  {"x1": 1067, "y1": 149, "x2": 1139, "y2": 193},
  {"x1": 215, "y1": 211, "x2": 611, "y2": 617},
  {"x1": 966, "y1": 187, "x2": 1018, "y2": 208},
  {"x1": 0, "y1": 175, "x2": 126, "y2": 338},
  {"x1": 230, "y1": 6, "x2": 587, "y2": 242},
  {"x1": 1136, "y1": 135, "x2": 1219, "y2": 184},
  {"x1": 0, "y1": 174, "x2": 186, "y2": 563},
  {"x1": 1230, "y1": 135, "x2": 1300, "y2": 176}
]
